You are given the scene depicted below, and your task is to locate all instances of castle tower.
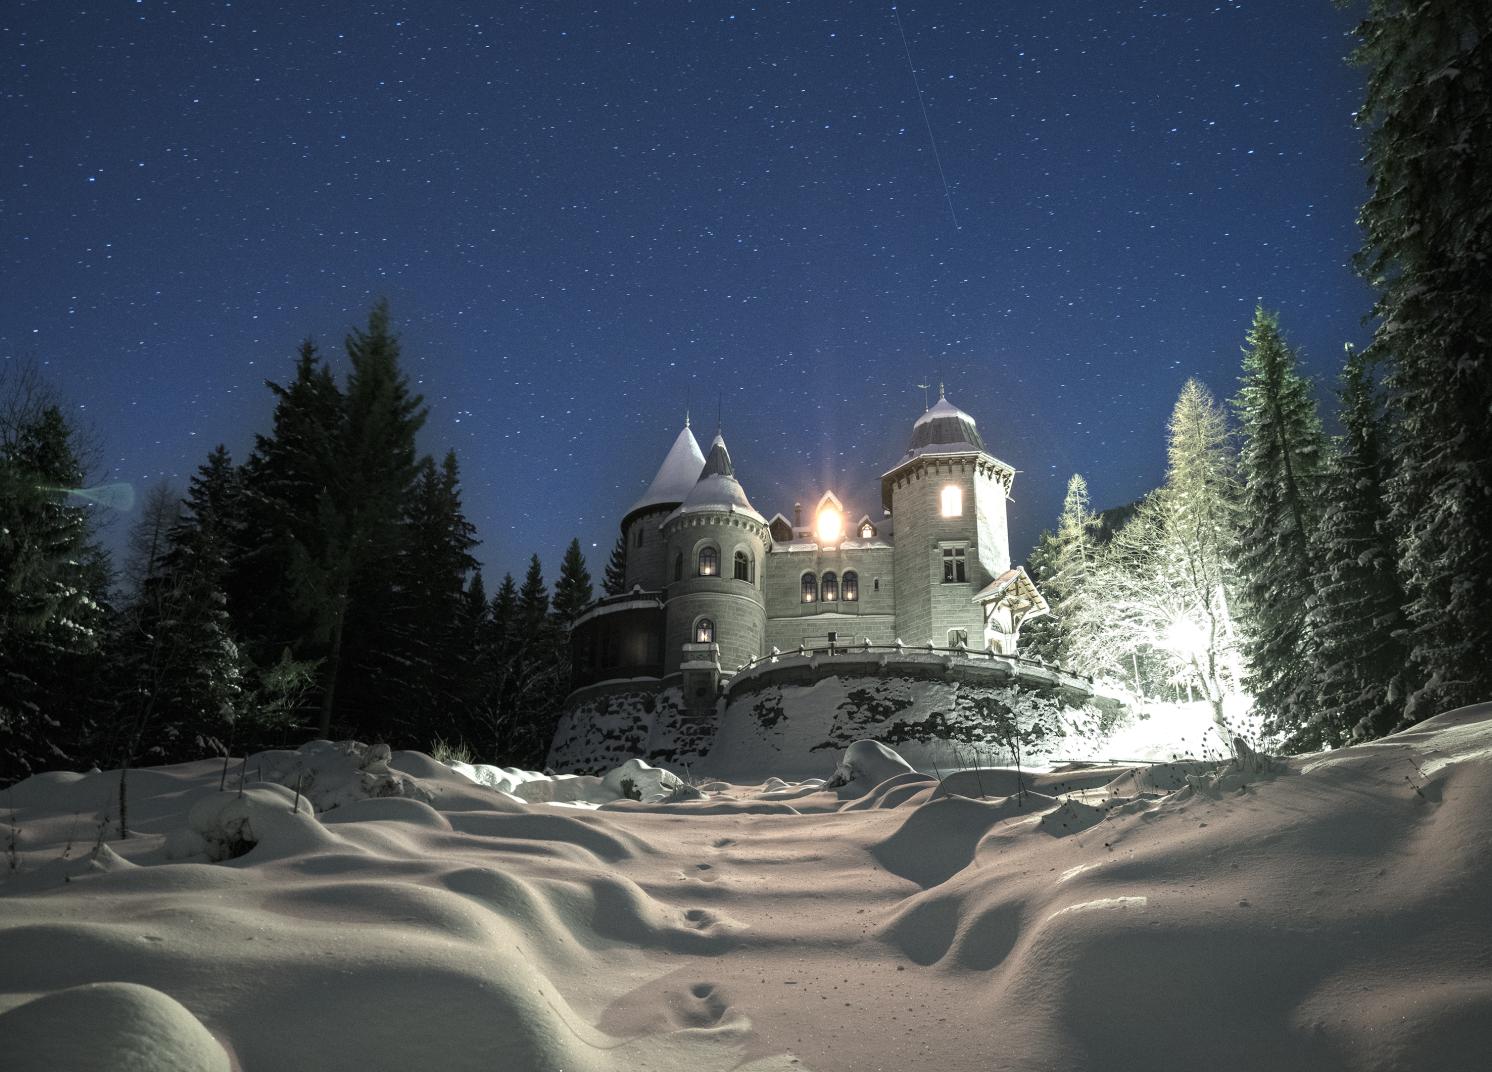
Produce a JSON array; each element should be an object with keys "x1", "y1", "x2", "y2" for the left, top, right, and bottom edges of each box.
[
  {"x1": 661, "y1": 433, "x2": 768, "y2": 704},
  {"x1": 620, "y1": 419, "x2": 705, "y2": 592},
  {"x1": 880, "y1": 389, "x2": 1020, "y2": 650}
]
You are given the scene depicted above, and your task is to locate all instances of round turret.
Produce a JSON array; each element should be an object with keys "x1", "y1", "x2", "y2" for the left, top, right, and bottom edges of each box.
[{"x1": 661, "y1": 433, "x2": 768, "y2": 678}]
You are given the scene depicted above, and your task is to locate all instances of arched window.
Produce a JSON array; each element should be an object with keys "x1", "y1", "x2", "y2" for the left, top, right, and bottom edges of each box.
[
  {"x1": 695, "y1": 618, "x2": 715, "y2": 643},
  {"x1": 673, "y1": 552, "x2": 683, "y2": 582},
  {"x1": 821, "y1": 571, "x2": 839, "y2": 602},
  {"x1": 941, "y1": 485, "x2": 963, "y2": 518},
  {"x1": 734, "y1": 550, "x2": 752, "y2": 582},
  {"x1": 801, "y1": 572, "x2": 818, "y2": 603},
  {"x1": 698, "y1": 546, "x2": 718, "y2": 576},
  {"x1": 842, "y1": 570, "x2": 859, "y2": 602}
]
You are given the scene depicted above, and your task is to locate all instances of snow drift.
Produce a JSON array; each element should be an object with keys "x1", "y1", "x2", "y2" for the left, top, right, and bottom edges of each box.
[{"x1": 3, "y1": 707, "x2": 1491, "y2": 1070}]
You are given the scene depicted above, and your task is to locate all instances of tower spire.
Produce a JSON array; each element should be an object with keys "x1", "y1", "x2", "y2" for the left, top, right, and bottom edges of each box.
[{"x1": 939, "y1": 381, "x2": 946, "y2": 401}]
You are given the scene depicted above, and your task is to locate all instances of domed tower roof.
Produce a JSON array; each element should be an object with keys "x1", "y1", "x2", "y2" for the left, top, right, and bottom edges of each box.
[
  {"x1": 625, "y1": 419, "x2": 706, "y2": 524},
  {"x1": 903, "y1": 388, "x2": 986, "y2": 460},
  {"x1": 673, "y1": 433, "x2": 765, "y2": 523}
]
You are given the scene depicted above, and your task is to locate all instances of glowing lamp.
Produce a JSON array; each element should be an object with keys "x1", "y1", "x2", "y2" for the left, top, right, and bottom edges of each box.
[{"x1": 816, "y1": 507, "x2": 843, "y2": 545}]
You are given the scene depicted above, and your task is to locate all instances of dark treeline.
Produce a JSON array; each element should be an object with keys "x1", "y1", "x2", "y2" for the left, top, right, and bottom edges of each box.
[
  {"x1": 0, "y1": 302, "x2": 594, "y2": 786},
  {"x1": 1025, "y1": 1, "x2": 1491, "y2": 749}
]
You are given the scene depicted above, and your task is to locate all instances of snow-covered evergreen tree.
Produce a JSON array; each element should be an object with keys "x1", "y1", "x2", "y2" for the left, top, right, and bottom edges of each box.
[
  {"x1": 1231, "y1": 308, "x2": 1327, "y2": 738},
  {"x1": 1300, "y1": 347, "x2": 1407, "y2": 747},
  {"x1": 1021, "y1": 475, "x2": 1099, "y2": 671},
  {"x1": 1352, "y1": 1, "x2": 1492, "y2": 720},
  {"x1": 0, "y1": 403, "x2": 106, "y2": 784}
]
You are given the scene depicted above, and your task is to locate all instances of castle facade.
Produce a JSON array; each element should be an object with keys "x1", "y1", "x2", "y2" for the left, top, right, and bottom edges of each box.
[{"x1": 566, "y1": 391, "x2": 1049, "y2": 716}]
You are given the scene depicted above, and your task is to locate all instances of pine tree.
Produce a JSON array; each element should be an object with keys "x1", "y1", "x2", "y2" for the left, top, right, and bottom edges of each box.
[
  {"x1": 366, "y1": 450, "x2": 479, "y2": 744},
  {"x1": 231, "y1": 341, "x2": 343, "y2": 670},
  {"x1": 0, "y1": 404, "x2": 107, "y2": 783},
  {"x1": 505, "y1": 555, "x2": 562, "y2": 767},
  {"x1": 1018, "y1": 528, "x2": 1062, "y2": 664},
  {"x1": 553, "y1": 539, "x2": 594, "y2": 626},
  {"x1": 1352, "y1": 1, "x2": 1492, "y2": 720},
  {"x1": 314, "y1": 302, "x2": 428, "y2": 737},
  {"x1": 475, "y1": 572, "x2": 520, "y2": 758},
  {"x1": 1231, "y1": 308, "x2": 1327, "y2": 737},
  {"x1": 602, "y1": 535, "x2": 627, "y2": 595},
  {"x1": 1301, "y1": 348, "x2": 1408, "y2": 746},
  {"x1": 118, "y1": 448, "x2": 244, "y2": 765}
]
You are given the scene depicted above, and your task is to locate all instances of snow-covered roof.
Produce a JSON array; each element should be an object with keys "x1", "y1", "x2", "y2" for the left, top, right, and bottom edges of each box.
[
  {"x1": 972, "y1": 567, "x2": 1048, "y2": 615},
  {"x1": 670, "y1": 433, "x2": 766, "y2": 524},
  {"x1": 903, "y1": 393, "x2": 986, "y2": 460},
  {"x1": 626, "y1": 421, "x2": 705, "y2": 520}
]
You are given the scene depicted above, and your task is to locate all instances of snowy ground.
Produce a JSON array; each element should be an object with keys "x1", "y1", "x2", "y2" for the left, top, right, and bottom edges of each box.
[{"x1": 3, "y1": 707, "x2": 1490, "y2": 1071}]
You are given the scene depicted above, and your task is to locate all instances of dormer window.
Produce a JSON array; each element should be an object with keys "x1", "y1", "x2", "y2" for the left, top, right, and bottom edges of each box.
[
  {"x1": 859, "y1": 521, "x2": 874, "y2": 539},
  {"x1": 698, "y1": 546, "x2": 718, "y2": 576}
]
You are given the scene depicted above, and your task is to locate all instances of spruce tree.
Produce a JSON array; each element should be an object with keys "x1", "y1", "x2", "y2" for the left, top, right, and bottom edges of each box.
[
  {"x1": 1301, "y1": 348, "x2": 1408, "y2": 746},
  {"x1": 1352, "y1": 1, "x2": 1492, "y2": 720},
  {"x1": 602, "y1": 535, "x2": 627, "y2": 596},
  {"x1": 119, "y1": 448, "x2": 244, "y2": 764},
  {"x1": 316, "y1": 302, "x2": 427, "y2": 737},
  {"x1": 477, "y1": 572, "x2": 520, "y2": 758},
  {"x1": 231, "y1": 341, "x2": 343, "y2": 669},
  {"x1": 1231, "y1": 308, "x2": 1327, "y2": 737},
  {"x1": 0, "y1": 405, "x2": 107, "y2": 783},
  {"x1": 553, "y1": 539, "x2": 594, "y2": 626},
  {"x1": 506, "y1": 555, "x2": 561, "y2": 767}
]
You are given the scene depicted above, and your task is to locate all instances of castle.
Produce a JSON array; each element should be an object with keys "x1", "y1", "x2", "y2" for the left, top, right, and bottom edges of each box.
[{"x1": 564, "y1": 389, "x2": 1050, "y2": 721}]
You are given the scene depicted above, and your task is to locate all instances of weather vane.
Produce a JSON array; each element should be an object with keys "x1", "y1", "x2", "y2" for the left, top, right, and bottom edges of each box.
[{"x1": 916, "y1": 382, "x2": 931, "y2": 411}]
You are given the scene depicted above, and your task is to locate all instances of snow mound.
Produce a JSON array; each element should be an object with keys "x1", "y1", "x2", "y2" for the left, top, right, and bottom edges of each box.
[
  {"x1": 824, "y1": 740, "x2": 916, "y2": 795},
  {"x1": 248, "y1": 740, "x2": 435, "y2": 812},
  {"x1": 0, "y1": 981, "x2": 231, "y2": 1072},
  {"x1": 450, "y1": 756, "x2": 683, "y2": 805},
  {"x1": 166, "y1": 783, "x2": 331, "y2": 862}
]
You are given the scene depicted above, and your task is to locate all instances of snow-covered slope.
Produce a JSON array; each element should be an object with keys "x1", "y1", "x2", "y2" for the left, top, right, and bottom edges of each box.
[{"x1": 3, "y1": 708, "x2": 1491, "y2": 1070}]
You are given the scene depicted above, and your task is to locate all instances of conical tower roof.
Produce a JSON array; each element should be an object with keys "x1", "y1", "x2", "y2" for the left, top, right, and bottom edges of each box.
[
  {"x1": 673, "y1": 433, "x2": 765, "y2": 522},
  {"x1": 626, "y1": 420, "x2": 705, "y2": 521}
]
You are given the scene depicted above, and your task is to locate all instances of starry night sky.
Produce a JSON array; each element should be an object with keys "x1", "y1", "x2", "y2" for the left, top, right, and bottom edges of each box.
[{"x1": 2, "y1": 1, "x2": 1373, "y2": 584}]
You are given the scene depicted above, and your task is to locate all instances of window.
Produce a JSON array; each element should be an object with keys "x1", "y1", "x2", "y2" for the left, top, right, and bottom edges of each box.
[
  {"x1": 695, "y1": 618, "x2": 715, "y2": 644},
  {"x1": 698, "y1": 546, "x2": 718, "y2": 576},
  {"x1": 941, "y1": 485, "x2": 963, "y2": 517},
  {"x1": 673, "y1": 552, "x2": 683, "y2": 582},
  {"x1": 942, "y1": 547, "x2": 967, "y2": 583},
  {"x1": 874, "y1": 578, "x2": 880, "y2": 592},
  {"x1": 821, "y1": 571, "x2": 838, "y2": 601},
  {"x1": 801, "y1": 572, "x2": 818, "y2": 603},
  {"x1": 859, "y1": 522, "x2": 875, "y2": 539},
  {"x1": 948, "y1": 629, "x2": 968, "y2": 649},
  {"x1": 842, "y1": 570, "x2": 859, "y2": 602},
  {"x1": 635, "y1": 526, "x2": 644, "y2": 548},
  {"x1": 734, "y1": 550, "x2": 752, "y2": 582}
]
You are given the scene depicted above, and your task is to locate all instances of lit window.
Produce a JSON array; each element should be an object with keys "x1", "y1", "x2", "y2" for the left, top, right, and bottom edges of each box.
[
  {"x1": 673, "y1": 552, "x2": 683, "y2": 582},
  {"x1": 696, "y1": 618, "x2": 715, "y2": 643},
  {"x1": 842, "y1": 570, "x2": 859, "y2": 601},
  {"x1": 822, "y1": 571, "x2": 838, "y2": 601},
  {"x1": 698, "y1": 546, "x2": 718, "y2": 576},
  {"x1": 941, "y1": 485, "x2": 963, "y2": 517},
  {"x1": 816, "y1": 507, "x2": 843, "y2": 545},
  {"x1": 859, "y1": 522, "x2": 874, "y2": 539},
  {"x1": 734, "y1": 550, "x2": 752, "y2": 582},
  {"x1": 942, "y1": 547, "x2": 967, "y2": 583},
  {"x1": 801, "y1": 573, "x2": 818, "y2": 603}
]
